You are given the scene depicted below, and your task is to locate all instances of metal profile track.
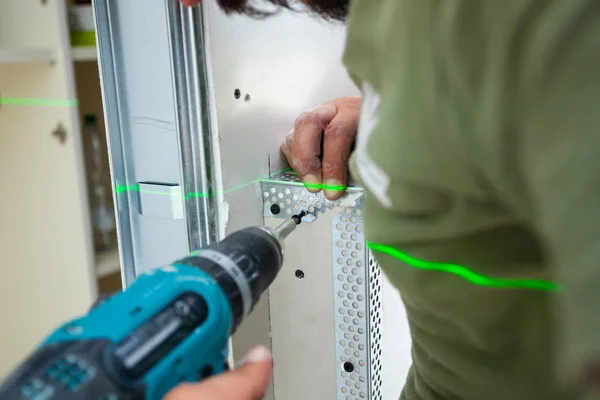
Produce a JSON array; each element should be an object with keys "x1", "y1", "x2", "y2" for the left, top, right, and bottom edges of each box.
[{"x1": 94, "y1": 0, "x2": 217, "y2": 284}]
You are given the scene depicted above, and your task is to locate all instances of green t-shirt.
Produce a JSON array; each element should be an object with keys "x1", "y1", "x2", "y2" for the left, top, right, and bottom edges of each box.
[{"x1": 342, "y1": 0, "x2": 600, "y2": 399}]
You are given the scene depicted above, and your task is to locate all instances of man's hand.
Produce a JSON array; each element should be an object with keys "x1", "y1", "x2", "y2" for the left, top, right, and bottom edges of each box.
[
  {"x1": 164, "y1": 346, "x2": 272, "y2": 400},
  {"x1": 281, "y1": 96, "x2": 361, "y2": 200}
]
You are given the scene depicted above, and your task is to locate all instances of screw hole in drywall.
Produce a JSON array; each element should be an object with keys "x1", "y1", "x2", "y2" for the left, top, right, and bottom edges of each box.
[
  {"x1": 295, "y1": 270, "x2": 305, "y2": 279},
  {"x1": 244, "y1": 93, "x2": 251, "y2": 102},
  {"x1": 234, "y1": 89, "x2": 241, "y2": 99}
]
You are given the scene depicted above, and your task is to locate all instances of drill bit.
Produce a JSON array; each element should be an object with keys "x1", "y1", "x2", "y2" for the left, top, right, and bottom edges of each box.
[{"x1": 272, "y1": 211, "x2": 307, "y2": 241}]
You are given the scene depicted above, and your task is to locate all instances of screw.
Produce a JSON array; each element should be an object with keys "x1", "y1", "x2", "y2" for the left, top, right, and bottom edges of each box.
[
  {"x1": 295, "y1": 270, "x2": 304, "y2": 279},
  {"x1": 343, "y1": 362, "x2": 354, "y2": 373},
  {"x1": 234, "y1": 89, "x2": 241, "y2": 99},
  {"x1": 270, "y1": 204, "x2": 281, "y2": 215},
  {"x1": 292, "y1": 210, "x2": 307, "y2": 225}
]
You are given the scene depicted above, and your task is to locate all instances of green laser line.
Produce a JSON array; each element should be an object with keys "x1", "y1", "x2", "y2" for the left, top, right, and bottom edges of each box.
[
  {"x1": 6, "y1": 92, "x2": 552, "y2": 291},
  {"x1": 367, "y1": 242, "x2": 561, "y2": 291},
  {"x1": 300, "y1": 182, "x2": 346, "y2": 191},
  {"x1": 115, "y1": 167, "x2": 295, "y2": 198},
  {"x1": 259, "y1": 178, "x2": 347, "y2": 192},
  {"x1": 0, "y1": 97, "x2": 78, "y2": 107},
  {"x1": 260, "y1": 170, "x2": 347, "y2": 191},
  {"x1": 114, "y1": 167, "x2": 557, "y2": 291},
  {"x1": 115, "y1": 168, "x2": 347, "y2": 197}
]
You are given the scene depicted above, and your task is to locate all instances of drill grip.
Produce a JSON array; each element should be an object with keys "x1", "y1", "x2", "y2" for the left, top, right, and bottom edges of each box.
[{"x1": 176, "y1": 226, "x2": 283, "y2": 335}]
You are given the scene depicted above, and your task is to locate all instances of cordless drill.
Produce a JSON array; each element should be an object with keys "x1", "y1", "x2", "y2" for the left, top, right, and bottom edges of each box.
[{"x1": 0, "y1": 214, "x2": 305, "y2": 400}]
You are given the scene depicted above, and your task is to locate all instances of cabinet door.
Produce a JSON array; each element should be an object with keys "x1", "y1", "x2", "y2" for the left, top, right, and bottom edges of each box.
[{"x1": 0, "y1": 0, "x2": 96, "y2": 379}]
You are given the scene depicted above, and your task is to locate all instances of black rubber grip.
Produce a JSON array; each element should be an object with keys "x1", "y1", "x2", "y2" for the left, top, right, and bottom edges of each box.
[
  {"x1": 221, "y1": 227, "x2": 283, "y2": 295},
  {"x1": 176, "y1": 227, "x2": 283, "y2": 334}
]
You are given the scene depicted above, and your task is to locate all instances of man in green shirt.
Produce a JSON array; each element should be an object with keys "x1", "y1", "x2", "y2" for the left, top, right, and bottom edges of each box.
[{"x1": 169, "y1": 0, "x2": 600, "y2": 399}]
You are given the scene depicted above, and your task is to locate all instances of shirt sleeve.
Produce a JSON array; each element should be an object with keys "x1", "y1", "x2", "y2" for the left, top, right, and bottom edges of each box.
[{"x1": 512, "y1": 4, "x2": 600, "y2": 386}]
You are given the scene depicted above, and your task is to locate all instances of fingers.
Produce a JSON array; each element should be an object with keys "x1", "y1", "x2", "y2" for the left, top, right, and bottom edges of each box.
[
  {"x1": 282, "y1": 98, "x2": 360, "y2": 200},
  {"x1": 289, "y1": 104, "x2": 337, "y2": 191},
  {"x1": 179, "y1": 0, "x2": 201, "y2": 6},
  {"x1": 164, "y1": 346, "x2": 272, "y2": 400},
  {"x1": 280, "y1": 129, "x2": 294, "y2": 169},
  {"x1": 321, "y1": 100, "x2": 360, "y2": 200}
]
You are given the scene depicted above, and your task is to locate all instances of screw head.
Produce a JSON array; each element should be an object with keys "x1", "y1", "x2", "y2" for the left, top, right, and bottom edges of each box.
[
  {"x1": 295, "y1": 270, "x2": 305, "y2": 279},
  {"x1": 270, "y1": 204, "x2": 281, "y2": 215},
  {"x1": 343, "y1": 362, "x2": 354, "y2": 373}
]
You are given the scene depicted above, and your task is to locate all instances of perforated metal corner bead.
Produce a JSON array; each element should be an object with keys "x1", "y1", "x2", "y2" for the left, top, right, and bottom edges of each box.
[
  {"x1": 261, "y1": 171, "x2": 383, "y2": 400},
  {"x1": 332, "y1": 206, "x2": 370, "y2": 399},
  {"x1": 260, "y1": 171, "x2": 362, "y2": 223},
  {"x1": 367, "y1": 255, "x2": 383, "y2": 399}
]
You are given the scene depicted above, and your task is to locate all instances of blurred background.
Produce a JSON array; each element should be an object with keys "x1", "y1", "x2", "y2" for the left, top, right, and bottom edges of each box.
[{"x1": 0, "y1": 0, "x2": 119, "y2": 378}]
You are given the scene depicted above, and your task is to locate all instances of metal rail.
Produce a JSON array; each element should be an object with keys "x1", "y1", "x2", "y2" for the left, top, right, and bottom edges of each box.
[
  {"x1": 94, "y1": 0, "x2": 218, "y2": 285},
  {"x1": 165, "y1": 2, "x2": 220, "y2": 250}
]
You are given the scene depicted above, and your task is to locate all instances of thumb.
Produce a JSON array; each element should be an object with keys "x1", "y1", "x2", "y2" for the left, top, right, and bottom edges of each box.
[{"x1": 164, "y1": 346, "x2": 273, "y2": 400}]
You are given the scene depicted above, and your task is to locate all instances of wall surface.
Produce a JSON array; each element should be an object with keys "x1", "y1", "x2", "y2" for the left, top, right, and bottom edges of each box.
[{"x1": 204, "y1": 4, "x2": 412, "y2": 399}]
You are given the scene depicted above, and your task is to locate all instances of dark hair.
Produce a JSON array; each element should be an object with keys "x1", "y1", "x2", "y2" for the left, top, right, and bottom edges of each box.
[
  {"x1": 216, "y1": 0, "x2": 348, "y2": 21},
  {"x1": 215, "y1": 0, "x2": 291, "y2": 17}
]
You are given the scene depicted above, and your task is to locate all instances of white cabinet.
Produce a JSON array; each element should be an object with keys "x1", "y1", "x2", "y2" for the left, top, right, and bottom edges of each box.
[{"x1": 0, "y1": 0, "x2": 97, "y2": 379}]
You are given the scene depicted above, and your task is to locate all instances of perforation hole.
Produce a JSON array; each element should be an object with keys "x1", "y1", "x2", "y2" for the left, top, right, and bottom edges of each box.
[{"x1": 369, "y1": 254, "x2": 383, "y2": 399}]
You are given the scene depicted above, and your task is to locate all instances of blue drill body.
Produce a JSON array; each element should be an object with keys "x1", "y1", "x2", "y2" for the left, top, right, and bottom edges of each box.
[{"x1": 0, "y1": 222, "x2": 297, "y2": 400}]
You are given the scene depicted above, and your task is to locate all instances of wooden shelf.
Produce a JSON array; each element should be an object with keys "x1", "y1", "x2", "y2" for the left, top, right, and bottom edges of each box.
[
  {"x1": 95, "y1": 248, "x2": 121, "y2": 278},
  {"x1": 72, "y1": 46, "x2": 97, "y2": 62},
  {"x1": 0, "y1": 48, "x2": 54, "y2": 64}
]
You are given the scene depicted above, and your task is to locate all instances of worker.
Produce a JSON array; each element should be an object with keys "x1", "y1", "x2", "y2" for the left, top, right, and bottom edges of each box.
[{"x1": 170, "y1": 0, "x2": 600, "y2": 399}]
